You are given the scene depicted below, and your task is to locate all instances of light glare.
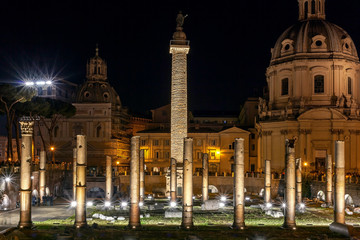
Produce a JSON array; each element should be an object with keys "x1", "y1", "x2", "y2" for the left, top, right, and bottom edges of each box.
[{"x1": 70, "y1": 201, "x2": 77, "y2": 207}]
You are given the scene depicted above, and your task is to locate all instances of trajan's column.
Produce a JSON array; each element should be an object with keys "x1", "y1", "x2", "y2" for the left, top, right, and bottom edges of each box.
[{"x1": 170, "y1": 11, "x2": 190, "y2": 165}]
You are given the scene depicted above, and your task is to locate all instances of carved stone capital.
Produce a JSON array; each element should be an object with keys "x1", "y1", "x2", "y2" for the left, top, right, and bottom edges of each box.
[
  {"x1": 299, "y1": 129, "x2": 311, "y2": 134},
  {"x1": 20, "y1": 121, "x2": 34, "y2": 135},
  {"x1": 263, "y1": 131, "x2": 273, "y2": 136},
  {"x1": 280, "y1": 130, "x2": 288, "y2": 135},
  {"x1": 330, "y1": 129, "x2": 344, "y2": 135}
]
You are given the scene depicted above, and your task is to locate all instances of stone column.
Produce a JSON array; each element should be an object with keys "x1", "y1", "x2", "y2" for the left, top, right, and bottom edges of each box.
[
  {"x1": 75, "y1": 135, "x2": 87, "y2": 228},
  {"x1": 233, "y1": 138, "x2": 245, "y2": 229},
  {"x1": 202, "y1": 153, "x2": 209, "y2": 203},
  {"x1": 264, "y1": 159, "x2": 271, "y2": 204},
  {"x1": 181, "y1": 138, "x2": 193, "y2": 229},
  {"x1": 326, "y1": 155, "x2": 333, "y2": 206},
  {"x1": 283, "y1": 139, "x2": 296, "y2": 230},
  {"x1": 170, "y1": 17, "x2": 190, "y2": 164},
  {"x1": 18, "y1": 120, "x2": 34, "y2": 229},
  {"x1": 139, "y1": 149, "x2": 145, "y2": 203},
  {"x1": 296, "y1": 158, "x2": 302, "y2": 204},
  {"x1": 334, "y1": 141, "x2": 345, "y2": 224},
  {"x1": 129, "y1": 136, "x2": 141, "y2": 229},
  {"x1": 39, "y1": 150, "x2": 46, "y2": 204},
  {"x1": 73, "y1": 148, "x2": 77, "y2": 200},
  {"x1": 170, "y1": 158, "x2": 177, "y2": 202},
  {"x1": 105, "y1": 156, "x2": 112, "y2": 202}
]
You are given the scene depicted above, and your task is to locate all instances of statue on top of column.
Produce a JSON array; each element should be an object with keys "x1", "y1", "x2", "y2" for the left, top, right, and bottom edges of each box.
[{"x1": 176, "y1": 11, "x2": 188, "y2": 27}]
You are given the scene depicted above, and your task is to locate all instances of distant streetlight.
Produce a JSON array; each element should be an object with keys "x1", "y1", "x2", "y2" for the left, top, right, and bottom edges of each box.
[{"x1": 50, "y1": 146, "x2": 55, "y2": 164}]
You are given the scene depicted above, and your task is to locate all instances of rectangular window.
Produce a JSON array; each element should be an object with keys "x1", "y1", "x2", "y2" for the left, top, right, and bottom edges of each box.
[
  {"x1": 210, "y1": 152, "x2": 216, "y2": 160},
  {"x1": 164, "y1": 139, "x2": 170, "y2": 146},
  {"x1": 165, "y1": 151, "x2": 170, "y2": 159},
  {"x1": 348, "y1": 77, "x2": 352, "y2": 95},
  {"x1": 47, "y1": 86, "x2": 52, "y2": 95},
  {"x1": 155, "y1": 151, "x2": 160, "y2": 159},
  {"x1": 314, "y1": 75, "x2": 324, "y2": 93},
  {"x1": 281, "y1": 78, "x2": 289, "y2": 95},
  {"x1": 153, "y1": 140, "x2": 159, "y2": 146},
  {"x1": 38, "y1": 87, "x2": 43, "y2": 95},
  {"x1": 252, "y1": 144, "x2": 255, "y2": 151}
]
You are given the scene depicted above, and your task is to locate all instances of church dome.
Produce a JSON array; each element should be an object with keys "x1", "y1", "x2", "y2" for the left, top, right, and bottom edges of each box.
[
  {"x1": 76, "y1": 46, "x2": 122, "y2": 107},
  {"x1": 76, "y1": 81, "x2": 121, "y2": 106},
  {"x1": 271, "y1": 19, "x2": 358, "y2": 64}
]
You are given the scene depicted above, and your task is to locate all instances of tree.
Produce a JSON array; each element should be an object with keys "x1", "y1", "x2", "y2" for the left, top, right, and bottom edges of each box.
[{"x1": 0, "y1": 84, "x2": 35, "y2": 161}]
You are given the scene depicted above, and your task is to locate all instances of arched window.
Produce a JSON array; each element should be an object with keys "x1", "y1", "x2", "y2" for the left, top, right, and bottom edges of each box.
[
  {"x1": 311, "y1": 0, "x2": 316, "y2": 14},
  {"x1": 96, "y1": 125, "x2": 101, "y2": 138},
  {"x1": 314, "y1": 75, "x2": 324, "y2": 93},
  {"x1": 54, "y1": 126, "x2": 59, "y2": 138},
  {"x1": 281, "y1": 78, "x2": 289, "y2": 96},
  {"x1": 348, "y1": 77, "x2": 352, "y2": 95},
  {"x1": 304, "y1": 1, "x2": 309, "y2": 19}
]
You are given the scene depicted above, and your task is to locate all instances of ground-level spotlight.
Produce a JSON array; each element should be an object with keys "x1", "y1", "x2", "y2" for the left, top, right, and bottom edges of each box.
[
  {"x1": 31, "y1": 176, "x2": 34, "y2": 180},
  {"x1": 282, "y1": 203, "x2": 286, "y2": 208},
  {"x1": 5, "y1": 177, "x2": 11, "y2": 183},
  {"x1": 70, "y1": 201, "x2": 77, "y2": 208},
  {"x1": 104, "y1": 201, "x2": 111, "y2": 207},
  {"x1": 139, "y1": 201, "x2": 144, "y2": 207},
  {"x1": 266, "y1": 202, "x2": 272, "y2": 208},
  {"x1": 245, "y1": 196, "x2": 251, "y2": 201},
  {"x1": 86, "y1": 201, "x2": 93, "y2": 207},
  {"x1": 192, "y1": 196, "x2": 196, "y2": 200},
  {"x1": 121, "y1": 201, "x2": 128, "y2": 207},
  {"x1": 219, "y1": 202, "x2": 225, "y2": 208},
  {"x1": 220, "y1": 196, "x2": 227, "y2": 202},
  {"x1": 167, "y1": 196, "x2": 171, "y2": 200},
  {"x1": 170, "y1": 201, "x2": 177, "y2": 208},
  {"x1": 147, "y1": 195, "x2": 152, "y2": 200}
]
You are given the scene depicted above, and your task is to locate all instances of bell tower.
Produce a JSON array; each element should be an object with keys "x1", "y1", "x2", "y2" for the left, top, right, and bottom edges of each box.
[
  {"x1": 86, "y1": 45, "x2": 108, "y2": 81},
  {"x1": 298, "y1": 0, "x2": 325, "y2": 21}
]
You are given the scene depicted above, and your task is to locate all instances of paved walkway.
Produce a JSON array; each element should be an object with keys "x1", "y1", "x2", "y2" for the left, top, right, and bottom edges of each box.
[{"x1": 0, "y1": 198, "x2": 73, "y2": 230}]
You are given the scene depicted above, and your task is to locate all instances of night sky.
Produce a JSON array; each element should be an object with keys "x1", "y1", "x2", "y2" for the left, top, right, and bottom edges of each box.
[{"x1": 1, "y1": 0, "x2": 360, "y2": 114}]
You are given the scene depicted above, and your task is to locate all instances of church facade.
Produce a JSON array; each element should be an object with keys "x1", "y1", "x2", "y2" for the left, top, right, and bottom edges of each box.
[{"x1": 256, "y1": 0, "x2": 360, "y2": 173}]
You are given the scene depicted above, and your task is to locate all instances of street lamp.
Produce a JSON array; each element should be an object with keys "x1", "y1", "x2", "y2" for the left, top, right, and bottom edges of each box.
[{"x1": 50, "y1": 146, "x2": 55, "y2": 164}]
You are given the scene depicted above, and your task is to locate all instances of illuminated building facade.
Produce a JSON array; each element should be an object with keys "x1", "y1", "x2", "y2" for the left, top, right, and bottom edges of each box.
[{"x1": 256, "y1": 0, "x2": 360, "y2": 173}]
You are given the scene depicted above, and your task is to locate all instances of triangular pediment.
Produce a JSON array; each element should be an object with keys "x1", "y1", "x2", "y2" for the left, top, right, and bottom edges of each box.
[
  {"x1": 219, "y1": 126, "x2": 250, "y2": 134},
  {"x1": 298, "y1": 108, "x2": 348, "y2": 121}
]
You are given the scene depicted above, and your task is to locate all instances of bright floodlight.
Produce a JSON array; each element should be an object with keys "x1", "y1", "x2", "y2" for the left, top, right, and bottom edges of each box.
[
  {"x1": 266, "y1": 202, "x2": 272, "y2": 208},
  {"x1": 104, "y1": 201, "x2": 111, "y2": 207},
  {"x1": 25, "y1": 82, "x2": 34, "y2": 86},
  {"x1": 139, "y1": 201, "x2": 144, "y2": 207},
  {"x1": 170, "y1": 201, "x2": 177, "y2": 208},
  {"x1": 86, "y1": 201, "x2": 93, "y2": 207},
  {"x1": 219, "y1": 202, "x2": 225, "y2": 208},
  {"x1": 36, "y1": 81, "x2": 45, "y2": 85},
  {"x1": 70, "y1": 201, "x2": 77, "y2": 207},
  {"x1": 5, "y1": 177, "x2": 11, "y2": 183},
  {"x1": 147, "y1": 195, "x2": 152, "y2": 199},
  {"x1": 299, "y1": 203, "x2": 305, "y2": 209},
  {"x1": 282, "y1": 203, "x2": 286, "y2": 208},
  {"x1": 245, "y1": 196, "x2": 250, "y2": 201},
  {"x1": 121, "y1": 201, "x2": 128, "y2": 207},
  {"x1": 31, "y1": 176, "x2": 34, "y2": 180},
  {"x1": 45, "y1": 80, "x2": 52, "y2": 85},
  {"x1": 220, "y1": 196, "x2": 227, "y2": 202}
]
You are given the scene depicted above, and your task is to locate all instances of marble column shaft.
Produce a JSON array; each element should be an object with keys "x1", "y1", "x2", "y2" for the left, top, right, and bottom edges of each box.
[
  {"x1": 334, "y1": 141, "x2": 345, "y2": 224},
  {"x1": 264, "y1": 159, "x2": 271, "y2": 204},
  {"x1": 139, "y1": 149, "x2": 145, "y2": 203},
  {"x1": 129, "y1": 136, "x2": 141, "y2": 228},
  {"x1": 202, "y1": 153, "x2": 209, "y2": 203},
  {"x1": 18, "y1": 121, "x2": 34, "y2": 229},
  {"x1": 181, "y1": 138, "x2": 193, "y2": 229},
  {"x1": 326, "y1": 155, "x2": 333, "y2": 206},
  {"x1": 170, "y1": 157, "x2": 177, "y2": 202},
  {"x1": 73, "y1": 148, "x2": 77, "y2": 200},
  {"x1": 39, "y1": 150, "x2": 46, "y2": 204},
  {"x1": 75, "y1": 135, "x2": 87, "y2": 228},
  {"x1": 105, "y1": 156, "x2": 112, "y2": 201},
  {"x1": 283, "y1": 139, "x2": 296, "y2": 230},
  {"x1": 296, "y1": 158, "x2": 302, "y2": 204},
  {"x1": 233, "y1": 138, "x2": 245, "y2": 229}
]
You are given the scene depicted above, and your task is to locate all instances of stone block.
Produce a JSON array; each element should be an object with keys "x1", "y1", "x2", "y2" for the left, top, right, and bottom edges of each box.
[
  {"x1": 270, "y1": 211, "x2": 284, "y2": 218},
  {"x1": 165, "y1": 210, "x2": 182, "y2": 218},
  {"x1": 201, "y1": 200, "x2": 219, "y2": 210}
]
